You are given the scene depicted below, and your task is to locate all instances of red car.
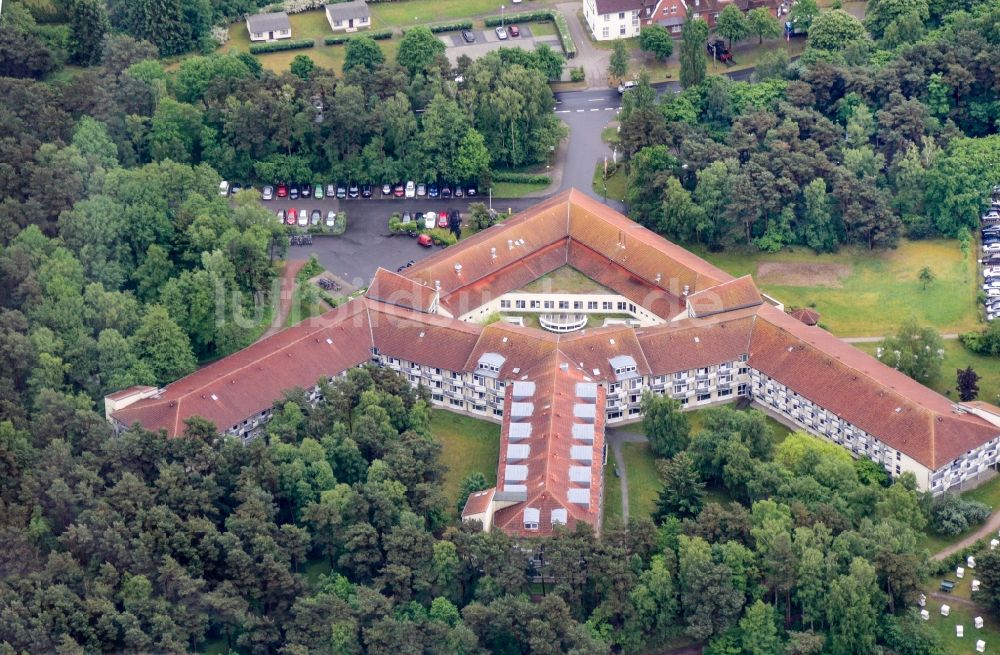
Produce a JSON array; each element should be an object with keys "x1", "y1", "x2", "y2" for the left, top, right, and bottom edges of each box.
[
  {"x1": 277, "y1": 183, "x2": 288, "y2": 198},
  {"x1": 286, "y1": 207, "x2": 297, "y2": 225},
  {"x1": 509, "y1": 25, "x2": 520, "y2": 37},
  {"x1": 393, "y1": 183, "x2": 405, "y2": 197},
  {"x1": 437, "y1": 212, "x2": 448, "y2": 228},
  {"x1": 417, "y1": 234, "x2": 433, "y2": 247}
]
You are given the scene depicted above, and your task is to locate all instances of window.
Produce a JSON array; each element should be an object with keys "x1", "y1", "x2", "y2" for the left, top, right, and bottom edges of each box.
[
  {"x1": 603, "y1": 301, "x2": 613, "y2": 310},
  {"x1": 516, "y1": 300, "x2": 526, "y2": 309},
  {"x1": 618, "y1": 11, "x2": 625, "y2": 18},
  {"x1": 559, "y1": 300, "x2": 569, "y2": 309},
  {"x1": 614, "y1": 364, "x2": 637, "y2": 377},
  {"x1": 697, "y1": 392, "x2": 712, "y2": 402},
  {"x1": 620, "y1": 24, "x2": 626, "y2": 34},
  {"x1": 573, "y1": 301, "x2": 583, "y2": 309},
  {"x1": 674, "y1": 385, "x2": 685, "y2": 394},
  {"x1": 530, "y1": 300, "x2": 540, "y2": 309},
  {"x1": 500, "y1": 300, "x2": 511, "y2": 309},
  {"x1": 718, "y1": 388, "x2": 732, "y2": 397},
  {"x1": 674, "y1": 372, "x2": 685, "y2": 380},
  {"x1": 671, "y1": 4, "x2": 677, "y2": 12},
  {"x1": 739, "y1": 353, "x2": 748, "y2": 362},
  {"x1": 588, "y1": 301, "x2": 598, "y2": 309},
  {"x1": 629, "y1": 303, "x2": 636, "y2": 312},
  {"x1": 524, "y1": 521, "x2": 539, "y2": 530},
  {"x1": 544, "y1": 300, "x2": 554, "y2": 309},
  {"x1": 335, "y1": 19, "x2": 342, "y2": 26},
  {"x1": 617, "y1": 302, "x2": 627, "y2": 311},
  {"x1": 671, "y1": 25, "x2": 681, "y2": 32}
]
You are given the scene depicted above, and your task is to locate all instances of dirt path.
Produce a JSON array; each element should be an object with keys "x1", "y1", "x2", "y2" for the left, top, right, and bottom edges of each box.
[
  {"x1": 933, "y1": 510, "x2": 1000, "y2": 561},
  {"x1": 928, "y1": 591, "x2": 981, "y2": 609},
  {"x1": 259, "y1": 260, "x2": 306, "y2": 342},
  {"x1": 605, "y1": 427, "x2": 649, "y2": 522}
]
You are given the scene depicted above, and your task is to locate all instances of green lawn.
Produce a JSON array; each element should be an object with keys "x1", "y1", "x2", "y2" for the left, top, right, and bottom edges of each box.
[
  {"x1": 916, "y1": 473, "x2": 1000, "y2": 554},
  {"x1": 526, "y1": 21, "x2": 558, "y2": 37},
  {"x1": 918, "y1": 592, "x2": 1000, "y2": 655},
  {"x1": 856, "y1": 340, "x2": 1000, "y2": 406},
  {"x1": 604, "y1": 457, "x2": 623, "y2": 523},
  {"x1": 521, "y1": 265, "x2": 614, "y2": 294},
  {"x1": 698, "y1": 239, "x2": 978, "y2": 337},
  {"x1": 593, "y1": 163, "x2": 627, "y2": 202},
  {"x1": 429, "y1": 410, "x2": 501, "y2": 516},
  {"x1": 491, "y1": 181, "x2": 549, "y2": 198},
  {"x1": 369, "y1": 0, "x2": 517, "y2": 28},
  {"x1": 630, "y1": 36, "x2": 807, "y2": 84}
]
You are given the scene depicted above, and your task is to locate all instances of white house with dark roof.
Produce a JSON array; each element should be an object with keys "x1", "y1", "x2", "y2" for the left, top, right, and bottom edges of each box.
[
  {"x1": 246, "y1": 11, "x2": 292, "y2": 41},
  {"x1": 583, "y1": 0, "x2": 649, "y2": 40},
  {"x1": 325, "y1": 0, "x2": 370, "y2": 33}
]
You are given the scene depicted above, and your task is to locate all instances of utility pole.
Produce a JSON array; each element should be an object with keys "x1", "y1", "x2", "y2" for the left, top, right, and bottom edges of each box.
[{"x1": 501, "y1": 4, "x2": 505, "y2": 26}]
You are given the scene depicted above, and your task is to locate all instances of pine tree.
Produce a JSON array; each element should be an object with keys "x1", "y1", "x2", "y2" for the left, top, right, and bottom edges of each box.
[
  {"x1": 68, "y1": 0, "x2": 110, "y2": 66},
  {"x1": 679, "y1": 14, "x2": 709, "y2": 89},
  {"x1": 957, "y1": 366, "x2": 980, "y2": 401}
]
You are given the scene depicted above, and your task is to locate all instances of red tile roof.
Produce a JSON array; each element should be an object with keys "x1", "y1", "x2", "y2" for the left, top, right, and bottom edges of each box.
[
  {"x1": 461, "y1": 487, "x2": 496, "y2": 518},
  {"x1": 366, "y1": 268, "x2": 438, "y2": 313},
  {"x1": 790, "y1": 308, "x2": 821, "y2": 326},
  {"x1": 636, "y1": 311, "x2": 756, "y2": 375},
  {"x1": 687, "y1": 275, "x2": 763, "y2": 318}
]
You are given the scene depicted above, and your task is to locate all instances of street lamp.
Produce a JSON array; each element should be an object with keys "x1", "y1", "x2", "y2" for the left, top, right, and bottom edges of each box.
[{"x1": 501, "y1": 4, "x2": 505, "y2": 26}]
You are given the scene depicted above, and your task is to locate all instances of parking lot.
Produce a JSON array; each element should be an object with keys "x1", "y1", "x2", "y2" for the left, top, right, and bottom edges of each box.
[
  {"x1": 264, "y1": 194, "x2": 538, "y2": 289},
  {"x1": 441, "y1": 25, "x2": 562, "y2": 65}
]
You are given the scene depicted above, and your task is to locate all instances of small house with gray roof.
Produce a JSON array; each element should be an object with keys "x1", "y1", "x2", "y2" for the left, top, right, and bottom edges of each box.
[
  {"x1": 246, "y1": 11, "x2": 292, "y2": 41},
  {"x1": 325, "y1": 0, "x2": 371, "y2": 32}
]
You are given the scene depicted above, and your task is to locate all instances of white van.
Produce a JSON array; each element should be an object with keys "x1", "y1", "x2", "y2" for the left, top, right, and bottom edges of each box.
[
  {"x1": 405, "y1": 180, "x2": 416, "y2": 198},
  {"x1": 219, "y1": 180, "x2": 230, "y2": 196},
  {"x1": 424, "y1": 211, "x2": 437, "y2": 229},
  {"x1": 298, "y1": 209, "x2": 308, "y2": 227}
]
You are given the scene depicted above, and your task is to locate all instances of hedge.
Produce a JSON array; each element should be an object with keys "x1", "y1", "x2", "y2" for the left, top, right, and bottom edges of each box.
[
  {"x1": 249, "y1": 38, "x2": 315, "y2": 54},
  {"x1": 401, "y1": 21, "x2": 472, "y2": 34},
  {"x1": 324, "y1": 29, "x2": 393, "y2": 45},
  {"x1": 492, "y1": 172, "x2": 550, "y2": 184},
  {"x1": 483, "y1": 11, "x2": 575, "y2": 58}
]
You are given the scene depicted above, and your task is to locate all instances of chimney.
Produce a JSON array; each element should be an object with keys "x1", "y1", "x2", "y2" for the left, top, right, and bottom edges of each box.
[
  {"x1": 454, "y1": 263, "x2": 462, "y2": 275},
  {"x1": 682, "y1": 284, "x2": 690, "y2": 296},
  {"x1": 490, "y1": 247, "x2": 497, "y2": 260},
  {"x1": 655, "y1": 273, "x2": 662, "y2": 284},
  {"x1": 508, "y1": 239, "x2": 514, "y2": 250}
]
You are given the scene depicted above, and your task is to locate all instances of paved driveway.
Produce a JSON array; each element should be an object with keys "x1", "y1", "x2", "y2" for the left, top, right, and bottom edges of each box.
[{"x1": 442, "y1": 26, "x2": 561, "y2": 64}]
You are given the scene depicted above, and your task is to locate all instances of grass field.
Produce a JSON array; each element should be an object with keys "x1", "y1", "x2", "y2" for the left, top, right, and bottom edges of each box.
[
  {"x1": 429, "y1": 410, "x2": 501, "y2": 515},
  {"x1": 856, "y1": 340, "x2": 1000, "y2": 406},
  {"x1": 521, "y1": 265, "x2": 613, "y2": 293},
  {"x1": 918, "y1": 590, "x2": 1000, "y2": 655},
  {"x1": 492, "y1": 181, "x2": 549, "y2": 198},
  {"x1": 368, "y1": 0, "x2": 515, "y2": 28},
  {"x1": 604, "y1": 457, "x2": 623, "y2": 523},
  {"x1": 698, "y1": 239, "x2": 978, "y2": 337},
  {"x1": 593, "y1": 163, "x2": 627, "y2": 202},
  {"x1": 916, "y1": 473, "x2": 1000, "y2": 553}
]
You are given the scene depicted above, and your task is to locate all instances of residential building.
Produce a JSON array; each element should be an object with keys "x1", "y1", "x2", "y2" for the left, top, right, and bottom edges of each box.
[
  {"x1": 245, "y1": 11, "x2": 292, "y2": 41},
  {"x1": 583, "y1": 0, "x2": 646, "y2": 40},
  {"x1": 324, "y1": 0, "x2": 370, "y2": 33},
  {"x1": 107, "y1": 189, "x2": 1000, "y2": 539}
]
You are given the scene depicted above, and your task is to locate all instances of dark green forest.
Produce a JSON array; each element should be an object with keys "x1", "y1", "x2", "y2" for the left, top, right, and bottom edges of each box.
[{"x1": 620, "y1": 0, "x2": 1000, "y2": 252}]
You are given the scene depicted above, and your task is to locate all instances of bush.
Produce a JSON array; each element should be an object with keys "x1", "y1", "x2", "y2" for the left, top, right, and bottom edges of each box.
[
  {"x1": 570, "y1": 66, "x2": 585, "y2": 82},
  {"x1": 296, "y1": 254, "x2": 324, "y2": 282},
  {"x1": 249, "y1": 38, "x2": 315, "y2": 54},
  {"x1": 402, "y1": 21, "x2": 472, "y2": 34},
  {"x1": 931, "y1": 493, "x2": 991, "y2": 536},
  {"x1": 422, "y1": 228, "x2": 458, "y2": 246},
  {"x1": 324, "y1": 29, "x2": 392, "y2": 45},
  {"x1": 552, "y1": 13, "x2": 576, "y2": 58},
  {"x1": 492, "y1": 171, "x2": 550, "y2": 184}
]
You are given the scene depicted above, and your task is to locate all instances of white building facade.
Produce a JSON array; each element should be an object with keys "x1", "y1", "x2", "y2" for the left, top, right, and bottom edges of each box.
[{"x1": 583, "y1": 0, "x2": 644, "y2": 40}]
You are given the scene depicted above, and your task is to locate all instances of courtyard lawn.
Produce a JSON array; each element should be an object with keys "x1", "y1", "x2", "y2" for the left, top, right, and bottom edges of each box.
[
  {"x1": 429, "y1": 410, "x2": 501, "y2": 516},
  {"x1": 369, "y1": 0, "x2": 522, "y2": 28},
  {"x1": 491, "y1": 181, "x2": 549, "y2": 198},
  {"x1": 698, "y1": 239, "x2": 978, "y2": 337},
  {"x1": 592, "y1": 163, "x2": 627, "y2": 202},
  {"x1": 918, "y1": 591, "x2": 1000, "y2": 655},
  {"x1": 604, "y1": 457, "x2": 623, "y2": 523},
  {"x1": 855, "y1": 340, "x2": 1000, "y2": 406},
  {"x1": 525, "y1": 21, "x2": 558, "y2": 37},
  {"x1": 521, "y1": 265, "x2": 613, "y2": 293},
  {"x1": 621, "y1": 442, "x2": 663, "y2": 520}
]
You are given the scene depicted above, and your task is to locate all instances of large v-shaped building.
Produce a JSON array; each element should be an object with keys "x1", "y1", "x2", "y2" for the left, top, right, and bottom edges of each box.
[{"x1": 106, "y1": 190, "x2": 1000, "y2": 536}]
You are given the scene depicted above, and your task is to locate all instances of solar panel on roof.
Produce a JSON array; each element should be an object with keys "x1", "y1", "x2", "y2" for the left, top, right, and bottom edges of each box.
[
  {"x1": 567, "y1": 488, "x2": 590, "y2": 505},
  {"x1": 503, "y1": 483, "x2": 527, "y2": 493},
  {"x1": 478, "y1": 352, "x2": 505, "y2": 367},
  {"x1": 512, "y1": 381, "x2": 536, "y2": 398},
  {"x1": 570, "y1": 445, "x2": 592, "y2": 461},
  {"x1": 609, "y1": 355, "x2": 636, "y2": 368},
  {"x1": 507, "y1": 444, "x2": 530, "y2": 460},
  {"x1": 569, "y1": 466, "x2": 591, "y2": 484},
  {"x1": 505, "y1": 464, "x2": 528, "y2": 481},
  {"x1": 572, "y1": 424, "x2": 595, "y2": 441},
  {"x1": 511, "y1": 402, "x2": 534, "y2": 418},
  {"x1": 573, "y1": 404, "x2": 596, "y2": 420},
  {"x1": 551, "y1": 508, "x2": 567, "y2": 525},
  {"x1": 576, "y1": 382, "x2": 598, "y2": 399},
  {"x1": 509, "y1": 423, "x2": 532, "y2": 440}
]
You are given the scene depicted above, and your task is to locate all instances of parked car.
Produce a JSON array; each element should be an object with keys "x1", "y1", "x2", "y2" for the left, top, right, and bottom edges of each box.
[
  {"x1": 417, "y1": 233, "x2": 433, "y2": 247},
  {"x1": 349, "y1": 183, "x2": 360, "y2": 198},
  {"x1": 984, "y1": 211, "x2": 1000, "y2": 220},
  {"x1": 988, "y1": 288, "x2": 1000, "y2": 298},
  {"x1": 437, "y1": 212, "x2": 449, "y2": 228},
  {"x1": 495, "y1": 26, "x2": 508, "y2": 40},
  {"x1": 382, "y1": 183, "x2": 392, "y2": 196},
  {"x1": 393, "y1": 183, "x2": 405, "y2": 197},
  {"x1": 297, "y1": 209, "x2": 308, "y2": 227},
  {"x1": 462, "y1": 29, "x2": 476, "y2": 44},
  {"x1": 414, "y1": 212, "x2": 424, "y2": 228},
  {"x1": 428, "y1": 183, "x2": 440, "y2": 198},
  {"x1": 230, "y1": 182, "x2": 242, "y2": 195},
  {"x1": 326, "y1": 210, "x2": 336, "y2": 227},
  {"x1": 984, "y1": 280, "x2": 1000, "y2": 289},
  {"x1": 617, "y1": 80, "x2": 637, "y2": 94},
  {"x1": 416, "y1": 183, "x2": 427, "y2": 197},
  {"x1": 326, "y1": 183, "x2": 336, "y2": 197},
  {"x1": 285, "y1": 209, "x2": 297, "y2": 225},
  {"x1": 984, "y1": 244, "x2": 1000, "y2": 253},
  {"x1": 424, "y1": 211, "x2": 437, "y2": 229},
  {"x1": 454, "y1": 186, "x2": 464, "y2": 198},
  {"x1": 336, "y1": 185, "x2": 347, "y2": 199},
  {"x1": 219, "y1": 181, "x2": 230, "y2": 196},
  {"x1": 441, "y1": 185, "x2": 452, "y2": 199},
  {"x1": 509, "y1": 24, "x2": 520, "y2": 37},
  {"x1": 405, "y1": 180, "x2": 416, "y2": 198},
  {"x1": 277, "y1": 183, "x2": 288, "y2": 198},
  {"x1": 466, "y1": 185, "x2": 477, "y2": 197},
  {"x1": 276, "y1": 209, "x2": 285, "y2": 222},
  {"x1": 984, "y1": 267, "x2": 1000, "y2": 277},
  {"x1": 262, "y1": 185, "x2": 274, "y2": 200},
  {"x1": 310, "y1": 209, "x2": 320, "y2": 225},
  {"x1": 361, "y1": 183, "x2": 373, "y2": 198},
  {"x1": 300, "y1": 184, "x2": 311, "y2": 199},
  {"x1": 289, "y1": 185, "x2": 300, "y2": 200},
  {"x1": 314, "y1": 184, "x2": 324, "y2": 200},
  {"x1": 401, "y1": 211, "x2": 412, "y2": 224},
  {"x1": 707, "y1": 39, "x2": 733, "y2": 62}
]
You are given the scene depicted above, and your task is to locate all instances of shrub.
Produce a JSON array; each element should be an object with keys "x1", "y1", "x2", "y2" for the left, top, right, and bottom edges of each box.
[
  {"x1": 324, "y1": 29, "x2": 392, "y2": 45},
  {"x1": 402, "y1": 21, "x2": 472, "y2": 34},
  {"x1": 296, "y1": 254, "x2": 324, "y2": 282},
  {"x1": 422, "y1": 228, "x2": 458, "y2": 246},
  {"x1": 492, "y1": 171, "x2": 550, "y2": 184},
  {"x1": 931, "y1": 493, "x2": 992, "y2": 535},
  {"x1": 249, "y1": 38, "x2": 315, "y2": 54},
  {"x1": 570, "y1": 66, "x2": 585, "y2": 82}
]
